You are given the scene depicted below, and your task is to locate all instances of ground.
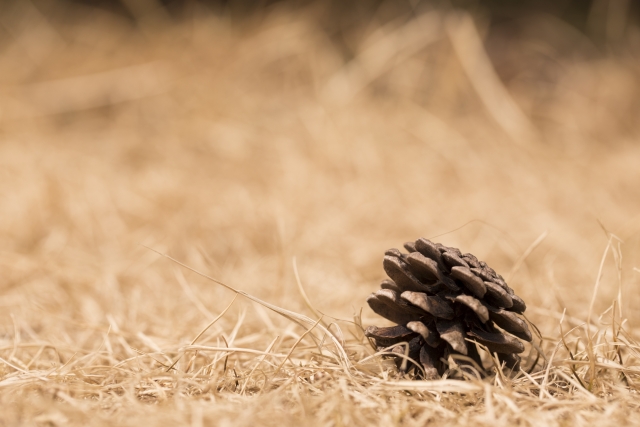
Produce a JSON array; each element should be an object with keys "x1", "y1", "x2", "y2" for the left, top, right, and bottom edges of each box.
[{"x1": 1, "y1": 3, "x2": 640, "y2": 426}]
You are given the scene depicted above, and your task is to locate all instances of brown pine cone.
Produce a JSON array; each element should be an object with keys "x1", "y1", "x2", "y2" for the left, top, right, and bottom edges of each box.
[{"x1": 365, "y1": 238, "x2": 532, "y2": 379}]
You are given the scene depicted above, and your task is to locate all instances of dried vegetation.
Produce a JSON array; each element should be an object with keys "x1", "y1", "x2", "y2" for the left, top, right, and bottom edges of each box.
[{"x1": 1, "y1": 1, "x2": 640, "y2": 426}]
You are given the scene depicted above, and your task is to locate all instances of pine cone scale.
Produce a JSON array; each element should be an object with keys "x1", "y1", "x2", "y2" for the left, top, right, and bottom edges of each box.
[
  {"x1": 450, "y1": 266, "x2": 487, "y2": 298},
  {"x1": 488, "y1": 309, "x2": 532, "y2": 341},
  {"x1": 498, "y1": 353, "x2": 521, "y2": 371},
  {"x1": 375, "y1": 289, "x2": 423, "y2": 314},
  {"x1": 442, "y1": 251, "x2": 469, "y2": 269},
  {"x1": 365, "y1": 325, "x2": 417, "y2": 348},
  {"x1": 383, "y1": 256, "x2": 440, "y2": 294},
  {"x1": 510, "y1": 295, "x2": 527, "y2": 313},
  {"x1": 403, "y1": 241, "x2": 417, "y2": 253},
  {"x1": 454, "y1": 295, "x2": 489, "y2": 323},
  {"x1": 367, "y1": 294, "x2": 419, "y2": 325},
  {"x1": 467, "y1": 329, "x2": 525, "y2": 354},
  {"x1": 401, "y1": 291, "x2": 455, "y2": 319},
  {"x1": 419, "y1": 344, "x2": 444, "y2": 379},
  {"x1": 484, "y1": 281, "x2": 513, "y2": 308},
  {"x1": 415, "y1": 238, "x2": 447, "y2": 271},
  {"x1": 405, "y1": 253, "x2": 440, "y2": 282},
  {"x1": 436, "y1": 320, "x2": 468, "y2": 355}
]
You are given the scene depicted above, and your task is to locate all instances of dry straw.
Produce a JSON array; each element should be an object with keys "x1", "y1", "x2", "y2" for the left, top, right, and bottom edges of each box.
[{"x1": 1, "y1": 1, "x2": 640, "y2": 426}]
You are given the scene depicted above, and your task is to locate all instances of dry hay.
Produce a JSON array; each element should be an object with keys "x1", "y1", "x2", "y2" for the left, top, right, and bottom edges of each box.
[{"x1": 1, "y1": 2, "x2": 640, "y2": 426}]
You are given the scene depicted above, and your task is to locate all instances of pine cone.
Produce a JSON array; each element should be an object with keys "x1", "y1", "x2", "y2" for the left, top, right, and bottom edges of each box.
[{"x1": 365, "y1": 238, "x2": 532, "y2": 379}]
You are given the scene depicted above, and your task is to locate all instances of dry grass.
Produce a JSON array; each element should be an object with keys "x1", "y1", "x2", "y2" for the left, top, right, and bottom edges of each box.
[{"x1": 1, "y1": 2, "x2": 640, "y2": 426}]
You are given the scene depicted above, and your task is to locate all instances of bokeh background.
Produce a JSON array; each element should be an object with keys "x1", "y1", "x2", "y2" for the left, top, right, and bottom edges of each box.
[{"x1": 1, "y1": 0, "x2": 640, "y2": 425}]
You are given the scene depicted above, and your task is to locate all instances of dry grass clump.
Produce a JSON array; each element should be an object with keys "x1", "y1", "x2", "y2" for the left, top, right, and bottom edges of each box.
[{"x1": 1, "y1": 1, "x2": 640, "y2": 425}]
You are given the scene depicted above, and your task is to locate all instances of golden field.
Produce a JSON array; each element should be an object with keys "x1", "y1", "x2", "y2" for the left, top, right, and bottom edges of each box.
[{"x1": 1, "y1": 1, "x2": 640, "y2": 425}]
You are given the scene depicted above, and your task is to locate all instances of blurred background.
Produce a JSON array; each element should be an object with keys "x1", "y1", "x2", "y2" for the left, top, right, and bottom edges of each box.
[{"x1": 1, "y1": 0, "x2": 640, "y2": 362}]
